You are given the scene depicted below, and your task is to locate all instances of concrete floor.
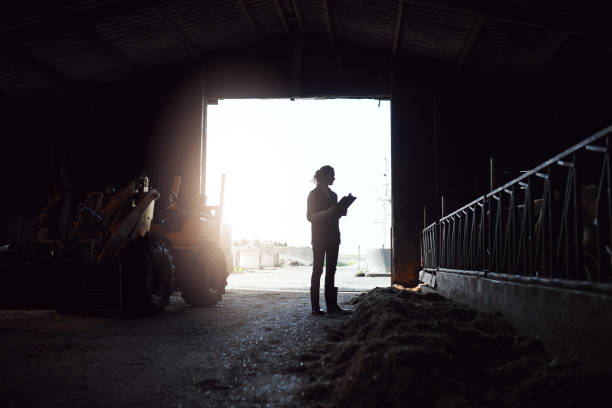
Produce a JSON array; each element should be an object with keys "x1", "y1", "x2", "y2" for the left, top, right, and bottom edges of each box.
[
  {"x1": 227, "y1": 265, "x2": 391, "y2": 292},
  {"x1": 0, "y1": 266, "x2": 381, "y2": 408}
]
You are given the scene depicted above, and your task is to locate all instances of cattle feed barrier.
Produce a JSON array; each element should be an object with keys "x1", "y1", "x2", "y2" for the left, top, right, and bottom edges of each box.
[{"x1": 420, "y1": 125, "x2": 612, "y2": 369}]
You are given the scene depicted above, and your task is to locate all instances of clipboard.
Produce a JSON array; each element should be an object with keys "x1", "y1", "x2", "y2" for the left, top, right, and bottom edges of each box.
[{"x1": 337, "y1": 193, "x2": 357, "y2": 213}]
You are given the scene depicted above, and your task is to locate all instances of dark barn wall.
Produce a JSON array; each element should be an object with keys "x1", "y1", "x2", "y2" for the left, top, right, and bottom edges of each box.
[
  {"x1": 0, "y1": 72, "x2": 190, "y2": 244},
  {"x1": 391, "y1": 60, "x2": 612, "y2": 285}
]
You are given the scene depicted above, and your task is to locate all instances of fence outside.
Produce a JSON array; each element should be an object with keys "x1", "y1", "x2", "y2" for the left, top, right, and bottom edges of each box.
[{"x1": 422, "y1": 125, "x2": 612, "y2": 291}]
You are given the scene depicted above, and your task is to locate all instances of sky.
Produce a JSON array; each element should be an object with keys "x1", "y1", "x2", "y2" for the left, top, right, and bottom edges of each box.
[{"x1": 205, "y1": 98, "x2": 391, "y2": 254}]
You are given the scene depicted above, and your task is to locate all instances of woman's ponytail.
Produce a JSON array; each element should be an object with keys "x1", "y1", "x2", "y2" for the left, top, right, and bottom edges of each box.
[{"x1": 312, "y1": 165, "x2": 334, "y2": 184}]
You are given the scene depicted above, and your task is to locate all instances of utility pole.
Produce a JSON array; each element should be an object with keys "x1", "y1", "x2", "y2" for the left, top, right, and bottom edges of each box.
[{"x1": 380, "y1": 157, "x2": 391, "y2": 248}]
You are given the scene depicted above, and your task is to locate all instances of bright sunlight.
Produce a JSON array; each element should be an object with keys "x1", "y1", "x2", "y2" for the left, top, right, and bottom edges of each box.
[{"x1": 205, "y1": 98, "x2": 390, "y2": 255}]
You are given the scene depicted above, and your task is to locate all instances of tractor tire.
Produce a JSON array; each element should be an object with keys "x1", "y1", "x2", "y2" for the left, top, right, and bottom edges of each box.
[
  {"x1": 121, "y1": 236, "x2": 174, "y2": 316},
  {"x1": 179, "y1": 240, "x2": 228, "y2": 307}
]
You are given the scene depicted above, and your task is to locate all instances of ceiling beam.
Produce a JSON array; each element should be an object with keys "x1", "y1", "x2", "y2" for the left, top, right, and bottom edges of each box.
[
  {"x1": 530, "y1": 34, "x2": 567, "y2": 75},
  {"x1": 155, "y1": 7, "x2": 201, "y2": 61},
  {"x1": 236, "y1": 0, "x2": 263, "y2": 41},
  {"x1": 322, "y1": 0, "x2": 334, "y2": 45},
  {"x1": 15, "y1": 48, "x2": 79, "y2": 92},
  {"x1": 402, "y1": 0, "x2": 611, "y2": 40},
  {"x1": 14, "y1": 3, "x2": 140, "y2": 73},
  {"x1": 392, "y1": 1, "x2": 404, "y2": 55},
  {"x1": 0, "y1": 0, "x2": 168, "y2": 50},
  {"x1": 82, "y1": 27, "x2": 141, "y2": 72},
  {"x1": 290, "y1": 0, "x2": 305, "y2": 36},
  {"x1": 456, "y1": 15, "x2": 485, "y2": 69},
  {"x1": 272, "y1": 0, "x2": 291, "y2": 39}
]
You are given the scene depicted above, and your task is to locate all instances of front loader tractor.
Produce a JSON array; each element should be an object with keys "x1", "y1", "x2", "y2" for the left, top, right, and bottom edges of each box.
[
  {"x1": 0, "y1": 175, "x2": 231, "y2": 315},
  {"x1": 151, "y1": 175, "x2": 231, "y2": 307}
]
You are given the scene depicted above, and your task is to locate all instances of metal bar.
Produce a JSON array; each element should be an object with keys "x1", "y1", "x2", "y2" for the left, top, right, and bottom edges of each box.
[
  {"x1": 430, "y1": 229, "x2": 434, "y2": 268},
  {"x1": 492, "y1": 195, "x2": 502, "y2": 272},
  {"x1": 462, "y1": 214, "x2": 468, "y2": 268},
  {"x1": 480, "y1": 200, "x2": 486, "y2": 269},
  {"x1": 586, "y1": 145, "x2": 607, "y2": 152},
  {"x1": 416, "y1": 123, "x2": 612, "y2": 285},
  {"x1": 546, "y1": 171, "x2": 553, "y2": 278},
  {"x1": 470, "y1": 207, "x2": 476, "y2": 269},
  {"x1": 526, "y1": 179, "x2": 533, "y2": 275},
  {"x1": 456, "y1": 216, "x2": 461, "y2": 267},
  {"x1": 450, "y1": 218, "x2": 455, "y2": 267},
  {"x1": 441, "y1": 221, "x2": 446, "y2": 267},
  {"x1": 516, "y1": 180, "x2": 529, "y2": 275},
  {"x1": 533, "y1": 175, "x2": 550, "y2": 276},
  {"x1": 440, "y1": 125, "x2": 612, "y2": 222},
  {"x1": 508, "y1": 189, "x2": 516, "y2": 274},
  {"x1": 574, "y1": 154, "x2": 584, "y2": 280},
  {"x1": 556, "y1": 167, "x2": 574, "y2": 279},
  {"x1": 595, "y1": 154, "x2": 607, "y2": 282}
]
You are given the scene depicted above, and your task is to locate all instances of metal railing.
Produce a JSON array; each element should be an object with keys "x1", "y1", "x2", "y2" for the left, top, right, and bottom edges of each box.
[{"x1": 422, "y1": 125, "x2": 612, "y2": 289}]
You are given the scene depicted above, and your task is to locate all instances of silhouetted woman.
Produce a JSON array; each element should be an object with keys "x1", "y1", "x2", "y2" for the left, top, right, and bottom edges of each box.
[{"x1": 306, "y1": 165, "x2": 350, "y2": 315}]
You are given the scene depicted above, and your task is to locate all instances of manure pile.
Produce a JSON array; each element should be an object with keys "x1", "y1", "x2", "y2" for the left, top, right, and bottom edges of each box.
[{"x1": 297, "y1": 287, "x2": 609, "y2": 408}]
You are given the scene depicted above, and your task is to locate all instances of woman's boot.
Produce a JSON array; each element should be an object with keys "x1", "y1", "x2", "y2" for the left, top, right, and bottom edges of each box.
[
  {"x1": 326, "y1": 287, "x2": 351, "y2": 314},
  {"x1": 310, "y1": 287, "x2": 325, "y2": 315}
]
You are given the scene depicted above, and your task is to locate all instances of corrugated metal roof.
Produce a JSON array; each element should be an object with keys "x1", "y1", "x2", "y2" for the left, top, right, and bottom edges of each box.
[
  {"x1": 23, "y1": 32, "x2": 127, "y2": 82},
  {"x1": 162, "y1": 0, "x2": 254, "y2": 51},
  {"x1": 0, "y1": 0, "x2": 609, "y2": 97},
  {"x1": 246, "y1": 0, "x2": 286, "y2": 38},
  {"x1": 94, "y1": 8, "x2": 191, "y2": 65},
  {"x1": 334, "y1": 0, "x2": 396, "y2": 47},
  {"x1": 0, "y1": 55, "x2": 57, "y2": 96},
  {"x1": 507, "y1": 0, "x2": 597, "y2": 17},
  {"x1": 399, "y1": 3, "x2": 481, "y2": 61},
  {"x1": 467, "y1": 20, "x2": 558, "y2": 75},
  {"x1": 67, "y1": 0, "x2": 123, "y2": 14},
  {"x1": 300, "y1": 0, "x2": 330, "y2": 39}
]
